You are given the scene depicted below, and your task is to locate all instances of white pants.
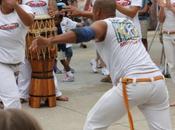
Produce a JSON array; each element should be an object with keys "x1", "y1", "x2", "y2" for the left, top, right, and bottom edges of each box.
[
  {"x1": 0, "y1": 63, "x2": 21, "y2": 109},
  {"x1": 163, "y1": 34, "x2": 175, "y2": 84},
  {"x1": 18, "y1": 59, "x2": 31, "y2": 99},
  {"x1": 18, "y1": 59, "x2": 62, "y2": 99},
  {"x1": 83, "y1": 80, "x2": 172, "y2": 130}
]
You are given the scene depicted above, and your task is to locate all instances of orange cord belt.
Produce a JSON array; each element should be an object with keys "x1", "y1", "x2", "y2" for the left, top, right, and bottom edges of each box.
[{"x1": 121, "y1": 75, "x2": 164, "y2": 130}]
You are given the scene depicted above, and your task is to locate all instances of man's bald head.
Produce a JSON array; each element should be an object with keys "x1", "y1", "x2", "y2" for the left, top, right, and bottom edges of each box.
[{"x1": 93, "y1": 0, "x2": 116, "y2": 16}]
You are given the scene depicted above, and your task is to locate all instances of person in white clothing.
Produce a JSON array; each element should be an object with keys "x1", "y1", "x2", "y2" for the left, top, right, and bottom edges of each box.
[
  {"x1": 30, "y1": 0, "x2": 172, "y2": 129},
  {"x1": 18, "y1": 0, "x2": 68, "y2": 102},
  {"x1": 73, "y1": 0, "x2": 143, "y2": 82},
  {"x1": 159, "y1": 0, "x2": 175, "y2": 106},
  {"x1": 0, "y1": 0, "x2": 34, "y2": 108}
]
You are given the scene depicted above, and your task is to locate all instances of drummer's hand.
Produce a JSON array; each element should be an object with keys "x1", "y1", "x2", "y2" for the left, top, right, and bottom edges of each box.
[
  {"x1": 5, "y1": 0, "x2": 18, "y2": 8},
  {"x1": 48, "y1": 7, "x2": 56, "y2": 17},
  {"x1": 29, "y1": 36, "x2": 51, "y2": 52},
  {"x1": 61, "y1": 5, "x2": 82, "y2": 17}
]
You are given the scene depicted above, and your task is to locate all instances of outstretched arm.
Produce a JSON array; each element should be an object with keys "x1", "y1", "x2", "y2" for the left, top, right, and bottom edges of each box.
[
  {"x1": 116, "y1": 4, "x2": 141, "y2": 18},
  {"x1": 30, "y1": 21, "x2": 107, "y2": 51},
  {"x1": 62, "y1": 5, "x2": 93, "y2": 19}
]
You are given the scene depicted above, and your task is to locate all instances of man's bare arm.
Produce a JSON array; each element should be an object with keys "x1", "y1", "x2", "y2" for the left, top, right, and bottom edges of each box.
[
  {"x1": 62, "y1": 6, "x2": 93, "y2": 19},
  {"x1": 116, "y1": 4, "x2": 140, "y2": 18},
  {"x1": 30, "y1": 21, "x2": 107, "y2": 51}
]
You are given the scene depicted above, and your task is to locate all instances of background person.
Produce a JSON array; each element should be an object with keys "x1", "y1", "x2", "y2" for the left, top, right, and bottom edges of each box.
[{"x1": 158, "y1": 0, "x2": 175, "y2": 106}]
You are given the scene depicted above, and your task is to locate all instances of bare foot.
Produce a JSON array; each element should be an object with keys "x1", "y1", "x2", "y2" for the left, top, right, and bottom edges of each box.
[
  {"x1": 170, "y1": 101, "x2": 175, "y2": 107},
  {"x1": 56, "y1": 96, "x2": 69, "y2": 101}
]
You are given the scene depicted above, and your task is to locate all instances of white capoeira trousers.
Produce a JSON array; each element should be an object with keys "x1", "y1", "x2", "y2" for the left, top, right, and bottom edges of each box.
[
  {"x1": 83, "y1": 80, "x2": 172, "y2": 130},
  {"x1": 18, "y1": 59, "x2": 62, "y2": 99},
  {"x1": 18, "y1": 59, "x2": 31, "y2": 99},
  {"x1": 163, "y1": 34, "x2": 175, "y2": 84},
  {"x1": 0, "y1": 62, "x2": 21, "y2": 109}
]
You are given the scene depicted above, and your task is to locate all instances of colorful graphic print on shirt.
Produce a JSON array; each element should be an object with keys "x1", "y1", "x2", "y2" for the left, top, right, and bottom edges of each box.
[
  {"x1": 0, "y1": 23, "x2": 19, "y2": 31},
  {"x1": 116, "y1": 0, "x2": 131, "y2": 6},
  {"x1": 25, "y1": 0, "x2": 47, "y2": 7},
  {"x1": 110, "y1": 18, "x2": 139, "y2": 47}
]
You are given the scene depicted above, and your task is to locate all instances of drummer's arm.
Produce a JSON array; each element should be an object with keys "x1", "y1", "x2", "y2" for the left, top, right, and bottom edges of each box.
[{"x1": 14, "y1": 4, "x2": 34, "y2": 26}]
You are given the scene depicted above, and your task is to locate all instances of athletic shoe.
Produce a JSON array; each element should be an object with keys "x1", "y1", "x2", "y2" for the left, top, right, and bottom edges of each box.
[
  {"x1": 101, "y1": 67, "x2": 109, "y2": 76},
  {"x1": 62, "y1": 74, "x2": 74, "y2": 82},
  {"x1": 53, "y1": 66, "x2": 62, "y2": 74},
  {"x1": 90, "y1": 59, "x2": 98, "y2": 73}
]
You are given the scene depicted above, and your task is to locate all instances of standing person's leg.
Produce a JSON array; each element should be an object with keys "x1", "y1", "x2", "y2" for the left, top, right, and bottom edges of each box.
[
  {"x1": 163, "y1": 35, "x2": 175, "y2": 106},
  {"x1": 163, "y1": 35, "x2": 175, "y2": 83},
  {"x1": 65, "y1": 47, "x2": 74, "y2": 73},
  {"x1": 90, "y1": 50, "x2": 98, "y2": 73},
  {"x1": 0, "y1": 63, "x2": 21, "y2": 109},
  {"x1": 98, "y1": 54, "x2": 111, "y2": 83},
  {"x1": 65, "y1": 47, "x2": 73, "y2": 66},
  {"x1": 18, "y1": 59, "x2": 31, "y2": 102},
  {"x1": 138, "y1": 80, "x2": 172, "y2": 130},
  {"x1": 59, "y1": 50, "x2": 74, "y2": 82},
  {"x1": 53, "y1": 72, "x2": 69, "y2": 101},
  {"x1": 140, "y1": 19, "x2": 149, "y2": 50}
]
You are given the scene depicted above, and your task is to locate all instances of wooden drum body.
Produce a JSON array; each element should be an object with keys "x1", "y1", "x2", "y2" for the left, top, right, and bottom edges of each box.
[{"x1": 26, "y1": 16, "x2": 57, "y2": 108}]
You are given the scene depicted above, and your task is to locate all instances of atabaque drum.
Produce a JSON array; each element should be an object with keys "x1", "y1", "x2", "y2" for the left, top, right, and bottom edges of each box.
[{"x1": 26, "y1": 15, "x2": 57, "y2": 108}]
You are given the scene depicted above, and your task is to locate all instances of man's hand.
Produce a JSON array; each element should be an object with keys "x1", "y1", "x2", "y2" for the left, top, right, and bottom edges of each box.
[
  {"x1": 156, "y1": 0, "x2": 166, "y2": 7},
  {"x1": 62, "y1": 5, "x2": 82, "y2": 17},
  {"x1": 166, "y1": 0, "x2": 175, "y2": 10},
  {"x1": 29, "y1": 36, "x2": 51, "y2": 52}
]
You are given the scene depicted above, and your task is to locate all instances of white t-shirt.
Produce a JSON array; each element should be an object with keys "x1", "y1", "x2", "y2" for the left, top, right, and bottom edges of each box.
[
  {"x1": 163, "y1": 0, "x2": 175, "y2": 31},
  {"x1": 115, "y1": 0, "x2": 142, "y2": 37},
  {"x1": 91, "y1": 0, "x2": 142, "y2": 37},
  {"x1": 22, "y1": 0, "x2": 49, "y2": 17},
  {"x1": 60, "y1": 17, "x2": 78, "y2": 48},
  {"x1": 95, "y1": 17, "x2": 160, "y2": 85},
  {"x1": 0, "y1": 5, "x2": 33, "y2": 64}
]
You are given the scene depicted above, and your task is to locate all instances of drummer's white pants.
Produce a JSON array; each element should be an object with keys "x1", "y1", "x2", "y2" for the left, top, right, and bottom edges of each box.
[
  {"x1": 83, "y1": 80, "x2": 172, "y2": 130},
  {"x1": 18, "y1": 59, "x2": 62, "y2": 100},
  {"x1": 0, "y1": 63, "x2": 21, "y2": 109}
]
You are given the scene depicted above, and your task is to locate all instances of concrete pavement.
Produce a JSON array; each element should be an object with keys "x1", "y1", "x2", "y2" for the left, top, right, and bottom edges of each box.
[{"x1": 22, "y1": 31, "x2": 175, "y2": 130}]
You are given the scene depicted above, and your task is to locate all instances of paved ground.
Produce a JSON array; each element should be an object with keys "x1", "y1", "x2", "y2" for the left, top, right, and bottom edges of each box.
[{"x1": 23, "y1": 31, "x2": 175, "y2": 130}]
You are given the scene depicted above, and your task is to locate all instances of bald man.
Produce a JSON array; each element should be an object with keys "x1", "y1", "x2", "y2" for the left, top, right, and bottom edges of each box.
[{"x1": 30, "y1": 0, "x2": 172, "y2": 129}]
